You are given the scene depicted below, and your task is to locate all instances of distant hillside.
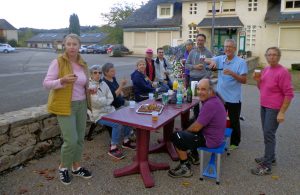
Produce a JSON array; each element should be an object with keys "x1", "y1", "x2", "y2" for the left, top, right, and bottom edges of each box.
[{"x1": 18, "y1": 26, "x2": 102, "y2": 46}]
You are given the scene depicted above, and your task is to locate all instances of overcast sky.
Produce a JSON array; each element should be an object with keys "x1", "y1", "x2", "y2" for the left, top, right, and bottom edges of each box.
[{"x1": 0, "y1": 0, "x2": 148, "y2": 29}]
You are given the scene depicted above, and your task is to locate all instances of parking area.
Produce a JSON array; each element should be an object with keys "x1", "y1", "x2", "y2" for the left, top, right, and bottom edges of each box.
[{"x1": 0, "y1": 48, "x2": 142, "y2": 113}]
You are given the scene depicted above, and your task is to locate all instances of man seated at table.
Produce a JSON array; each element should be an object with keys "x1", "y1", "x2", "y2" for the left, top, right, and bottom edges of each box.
[{"x1": 168, "y1": 78, "x2": 226, "y2": 178}]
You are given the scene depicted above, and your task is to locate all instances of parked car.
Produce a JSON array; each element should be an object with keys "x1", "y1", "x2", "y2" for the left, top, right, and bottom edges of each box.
[
  {"x1": 87, "y1": 45, "x2": 106, "y2": 54},
  {"x1": 79, "y1": 45, "x2": 88, "y2": 54},
  {"x1": 0, "y1": 43, "x2": 16, "y2": 53},
  {"x1": 107, "y1": 44, "x2": 131, "y2": 57}
]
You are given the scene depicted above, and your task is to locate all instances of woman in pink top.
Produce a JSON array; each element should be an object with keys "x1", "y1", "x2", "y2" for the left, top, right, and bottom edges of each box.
[
  {"x1": 251, "y1": 47, "x2": 294, "y2": 176},
  {"x1": 43, "y1": 34, "x2": 92, "y2": 185}
]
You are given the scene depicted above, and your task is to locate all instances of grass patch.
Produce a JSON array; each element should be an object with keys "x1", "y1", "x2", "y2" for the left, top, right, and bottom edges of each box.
[{"x1": 246, "y1": 69, "x2": 300, "y2": 92}]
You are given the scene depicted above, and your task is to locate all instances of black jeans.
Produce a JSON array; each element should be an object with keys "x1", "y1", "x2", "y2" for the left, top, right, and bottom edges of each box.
[{"x1": 225, "y1": 102, "x2": 241, "y2": 146}]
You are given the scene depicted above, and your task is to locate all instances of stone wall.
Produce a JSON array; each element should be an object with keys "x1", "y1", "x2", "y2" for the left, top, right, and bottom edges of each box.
[{"x1": 0, "y1": 86, "x2": 133, "y2": 174}]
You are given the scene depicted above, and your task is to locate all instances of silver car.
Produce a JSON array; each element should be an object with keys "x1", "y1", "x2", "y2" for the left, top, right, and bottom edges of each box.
[{"x1": 0, "y1": 43, "x2": 16, "y2": 53}]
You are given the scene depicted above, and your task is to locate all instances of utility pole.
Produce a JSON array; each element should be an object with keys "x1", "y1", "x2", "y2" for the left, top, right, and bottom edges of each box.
[{"x1": 211, "y1": 0, "x2": 216, "y2": 55}]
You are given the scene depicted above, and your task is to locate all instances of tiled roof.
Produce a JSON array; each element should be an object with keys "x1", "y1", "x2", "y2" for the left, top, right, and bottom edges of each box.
[
  {"x1": 198, "y1": 17, "x2": 244, "y2": 28},
  {"x1": 265, "y1": 3, "x2": 300, "y2": 23},
  {"x1": 27, "y1": 33, "x2": 107, "y2": 44},
  {"x1": 80, "y1": 33, "x2": 107, "y2": 44},
  {"x1": 27, "y1": 33, "x2": 66, "y2": 42},
  {"x1": 0, "y1": 19, "x2": 17, "y2": 30},
  {"x1": 121, "y1": 0, "x2": 182, "y2": 28}
]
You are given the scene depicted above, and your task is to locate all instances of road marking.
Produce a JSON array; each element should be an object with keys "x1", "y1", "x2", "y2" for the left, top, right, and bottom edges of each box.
[{"x1": 0, "y1": 71, "x2": 46, "y2": 78}]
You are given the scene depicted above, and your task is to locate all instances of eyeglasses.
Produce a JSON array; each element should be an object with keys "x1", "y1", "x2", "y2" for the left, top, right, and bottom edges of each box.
[
  {"x1": 158, "y1": 52, "x2": 164, "y2": 54},
  {"x1": 93, "y1": 71, "x2": 102, "y2": 74},
  {"x1": 266, "y1": 54, "x2": 279, "y2": 57},
  {"x1": 224, "y1": 46, "x2": 235, "y2": 49}
]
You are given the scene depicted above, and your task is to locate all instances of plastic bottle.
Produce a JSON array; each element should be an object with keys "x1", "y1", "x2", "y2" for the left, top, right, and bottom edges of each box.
[
  {"x1": 176, "y1": 88, "x2": 183, "y2": 108},
  {"x1": 173, "y1": 79, "x2": 178, "y2": 91}
]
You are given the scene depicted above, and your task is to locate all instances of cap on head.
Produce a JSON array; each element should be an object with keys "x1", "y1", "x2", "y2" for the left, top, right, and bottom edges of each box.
[{"x1": 145, "y1": 48, "x2": 153, "y2": 54}]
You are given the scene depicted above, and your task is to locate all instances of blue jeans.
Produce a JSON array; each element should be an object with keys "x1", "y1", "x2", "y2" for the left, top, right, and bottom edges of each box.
[
  {"x1": 98, "y1": 119, "x2": 132, "y2": 145},
  {"x1": 261, "y1": 106, "x2": 279, "y2": 169}
]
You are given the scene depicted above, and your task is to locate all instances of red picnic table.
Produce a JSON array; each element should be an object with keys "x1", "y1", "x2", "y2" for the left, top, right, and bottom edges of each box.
[{"x1": 101, "y1": 98, "x2": 199, "y2": 188}]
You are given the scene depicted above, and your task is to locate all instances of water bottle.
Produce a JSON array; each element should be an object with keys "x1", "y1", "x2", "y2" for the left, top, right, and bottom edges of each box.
[{"x1": 176, "y1": 88, "x2": 183, "y2": 108}]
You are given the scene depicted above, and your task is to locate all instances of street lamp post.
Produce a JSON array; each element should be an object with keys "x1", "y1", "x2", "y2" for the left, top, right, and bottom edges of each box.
[{"x1": 211, "y1": 0, "x2": 216, "y2": 55}]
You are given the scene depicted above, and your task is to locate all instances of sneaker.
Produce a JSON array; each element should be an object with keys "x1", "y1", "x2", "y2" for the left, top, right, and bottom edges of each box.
[
  {"x1": 187, "y1": 152, "x2": 200, "y2": 165},
  {"x1": 122, "y1": 140, "x2": 136, "y2": 150},
  {"x1": 168, "y1": 163, "x2": 193, "y2": 178},
  {"x1": 255, "y1": 157, "x2": 277, "y2": 166},
  {"x1": 71, "y1": 167, "x2": 92, "y2": 179},
  {"x1": 229, "y1": 145, "x2": 239, "y2": 151},
  {"x1": 251, "y1": 164, "x2": 272, "y2": 176},
  {"x1": 108, "y1": 148, "x2": 125, "y2": 160},
  {"x1": 59, "y1": 169, "x2": 71, "y2": 185}
]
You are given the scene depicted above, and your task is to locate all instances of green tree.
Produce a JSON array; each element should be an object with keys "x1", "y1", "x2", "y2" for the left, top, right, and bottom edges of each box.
[
  {"x1": 18, "y1": 28, "x2": 36, "y2": 47},
  {"x1": 69, "y1": 13, "x2": 80, "y2": 35},
  {"x1": 100, "y1": 2, "x2": 137, "y2": 44}
]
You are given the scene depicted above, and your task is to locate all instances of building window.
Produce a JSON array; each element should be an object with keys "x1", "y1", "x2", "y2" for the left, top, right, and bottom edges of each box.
[
  {"x1": 246, "y1": 25, "x2": 256, "y2": 50},
  {"x1": 157, "y1": 4, "x2": 173, "y2": 18},
  {"x1": 188, "y1": 25, "x2": 197, "y2": 43},
  {"x1": 208, "y1": 1, "x2": 235, "y2": 14},
  {"x1": 248, "y1": 0, "x2": 258, "y2": 11},
  {"x1": 285, "y1": 0, "x2": 300, "y2": 8},
  {"x1": 189, "y1": 3, "x2": 197, "y2": 14},
  {"x1": 161, "y1": 7, "x2": 171, "y2": 16}
]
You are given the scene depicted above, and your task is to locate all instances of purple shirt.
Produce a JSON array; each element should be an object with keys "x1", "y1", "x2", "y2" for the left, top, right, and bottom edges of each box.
[
  {"x1": 197, "y1": 96, "x2": 226, "y2": 148},
  {"x1": 259, "y1": 64, "x2": 294, "y2": 109},
  {"x1": 43, "y1": 59, "x2": 87, "y2": 101}
]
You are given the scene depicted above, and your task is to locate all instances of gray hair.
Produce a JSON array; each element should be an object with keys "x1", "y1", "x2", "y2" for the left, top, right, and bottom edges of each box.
[
  {"x1": 185, "y1": 39, "x2": 194, "y2": 46},
  {"x1": 102, "y1": 63, "x2": 114, "y2": 76},
  {"x1": 89, "y1": 64, "x2": 101, "y2": 74},
  {"x1": 63, "y1": 33, "x2": 81, "y2": 45},
  {"x1": 265, "y1": 47, "x2": 281, "y2": 59},
  {"x1": 224, "y1": 39, "x2": 237, "y2": 48}
]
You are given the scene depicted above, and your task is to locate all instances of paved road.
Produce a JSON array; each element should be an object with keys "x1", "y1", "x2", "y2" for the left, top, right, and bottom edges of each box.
[
  {"x1": 0, "y1": 85, "x2": 299, "y2": 194},
  {"x1": 0, "y1": 49, "x2": 142, "y2": 114}
]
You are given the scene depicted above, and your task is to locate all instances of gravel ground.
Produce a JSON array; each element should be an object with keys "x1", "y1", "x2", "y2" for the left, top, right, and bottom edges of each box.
[{"x1": 0, "y1": 85, "x2": 299, "y2": 195}]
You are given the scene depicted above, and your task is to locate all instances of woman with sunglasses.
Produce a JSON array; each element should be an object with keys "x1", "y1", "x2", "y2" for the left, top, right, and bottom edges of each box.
[{"x1": 88, "y1": 65, "x2": 136, "y2": 160}]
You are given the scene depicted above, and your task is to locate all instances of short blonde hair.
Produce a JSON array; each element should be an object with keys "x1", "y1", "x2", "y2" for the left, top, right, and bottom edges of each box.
[{"x1": 136, "y1": 59, "x2": 146, "y2": 67}]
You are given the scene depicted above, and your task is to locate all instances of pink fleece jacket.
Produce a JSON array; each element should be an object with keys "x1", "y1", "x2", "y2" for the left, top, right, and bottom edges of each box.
[
  {"x1": 43, "y1": 59, "x2": 87, "y2": 101},
  {"x1": 259, "y1": 64, "x2": 294, "y2": 109}
]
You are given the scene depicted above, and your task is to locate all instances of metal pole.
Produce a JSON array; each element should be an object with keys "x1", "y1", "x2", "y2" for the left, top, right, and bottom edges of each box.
[{"x1": 211, "y1": 0, "x2": 216, "y2": 55}]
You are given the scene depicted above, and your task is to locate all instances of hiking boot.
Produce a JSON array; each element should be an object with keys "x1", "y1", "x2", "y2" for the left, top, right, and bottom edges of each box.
[
  {"x1": 168, "y1": 163, "x2": 193, "y2": 178},
  {"x1": 255, "y1": 157, "x2": 277, "y2": 166},
  {"x1": 188, "y1": 152, "x2": 200, "y2": 165},
  {"x1": 59, "y1": 169, "x2": 71, "y2": 185},
  {"x1": 108, "y1": 147, "x2": 125, "y2": 160},
  {"x1": 251, "y1": 164, "x2": 272, "y2": 176},
  {"x1": 229, "y1": 145, "x2": 239, "y2": 151},
  {"x1": 122, "y1": 140, "x2": 136, "y2": 150},
  {"x1": 71, "y1": 167, "x2": 92, "y2": 179}
]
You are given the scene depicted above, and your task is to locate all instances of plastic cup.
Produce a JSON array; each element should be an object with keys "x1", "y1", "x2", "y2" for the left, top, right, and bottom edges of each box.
[
  {"x1": 148, "y1": 93, "x2": 154, "y2": 100},
  {"x1": 168, "y1": 90, "x2": 173, "y2": 96},
  {"x1": 254, "y1": 69, "x2": 261, "y2": 78},
  {"x1": 129, "y1": 101, "x2": 135, "y2": 109},
  {"x1": 88, "y1": 83, "x2": 97, "y2": 93},
  {"x1": 152, "y1": 111, "x2": 159, "y2": 121},
  {"x1": 162, "y1": 93, "x2": 169, "y2": 105}
]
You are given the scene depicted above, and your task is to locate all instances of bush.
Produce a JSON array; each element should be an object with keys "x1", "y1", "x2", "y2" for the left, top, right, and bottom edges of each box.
[
  {"x1": 8, "y1": 39, "x2": 18, "y2": 47},
  {"x1": 291, "y1": 63, "x2": 300, "y2": 71},
  {"x1": 0, "y1": 36, "x2": 7, "y2": 43},
  {"x1": 112, "y1": 50, "x2": 122, "y2": 57}
]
